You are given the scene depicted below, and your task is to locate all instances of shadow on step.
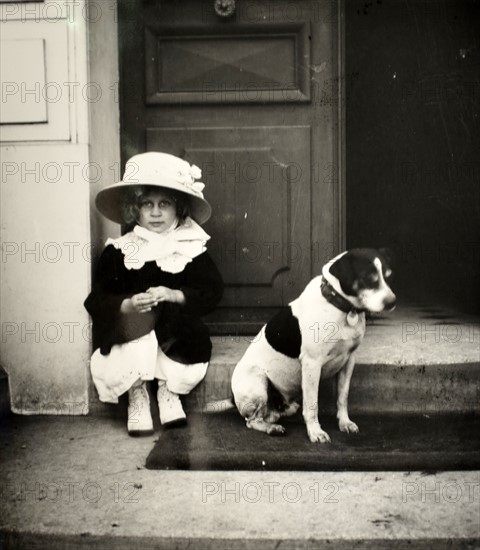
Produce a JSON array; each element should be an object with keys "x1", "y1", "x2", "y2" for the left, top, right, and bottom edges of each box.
[{"x1": 146, "y1": 410, "x2": 480, "y2": 471}]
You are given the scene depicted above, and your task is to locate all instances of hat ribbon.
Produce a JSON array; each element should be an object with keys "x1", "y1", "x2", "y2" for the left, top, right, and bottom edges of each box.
[{"x1": 174, "y1": 164, "x2": 205, "y2": 196}]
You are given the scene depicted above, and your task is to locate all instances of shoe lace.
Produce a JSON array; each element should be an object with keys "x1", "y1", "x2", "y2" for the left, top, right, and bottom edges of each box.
[
  {"x1": 130, "y1": 384, "x2": 148, "y2": 409},
  {"x1": 158, "y1": 383, "x2": 178, "y2": 404}
]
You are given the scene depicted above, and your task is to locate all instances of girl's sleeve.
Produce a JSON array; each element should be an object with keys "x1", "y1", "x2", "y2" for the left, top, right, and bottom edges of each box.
[
  {"x1": 179, "y1": 251, "x2": 224, "y2": 316},
  {"x1": 84, "y1": 245, "x2": 158, "y2": 353},
  {"x1": 84, "y1": 245, "x2": 131, "y2": 319}
]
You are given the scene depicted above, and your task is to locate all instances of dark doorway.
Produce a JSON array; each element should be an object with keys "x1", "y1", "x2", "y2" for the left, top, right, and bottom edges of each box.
[{"x1": 345, "y1": 0, "x2": 480, "y2": 313}]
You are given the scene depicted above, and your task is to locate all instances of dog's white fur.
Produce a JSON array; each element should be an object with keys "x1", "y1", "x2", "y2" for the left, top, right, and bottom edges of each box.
[{"x1": 231, "y1": 251, "x2": 396, "y2": 443}]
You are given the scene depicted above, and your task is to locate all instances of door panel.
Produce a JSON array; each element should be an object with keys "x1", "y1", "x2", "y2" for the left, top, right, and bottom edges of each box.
[
  {"x1": 119, "y1": 0, "x2": 344, "y2": 333},
  {"x1": 147, "y1": 125, "x2": 311, "y2": 307},
  {"x1": 144, "y1": 22, "x2": 311, "y2": 104}
]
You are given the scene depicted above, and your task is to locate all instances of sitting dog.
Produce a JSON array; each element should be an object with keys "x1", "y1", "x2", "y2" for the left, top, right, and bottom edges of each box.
[{"x1": 230, "y1": 248, "x2": 396, "y2": 443}]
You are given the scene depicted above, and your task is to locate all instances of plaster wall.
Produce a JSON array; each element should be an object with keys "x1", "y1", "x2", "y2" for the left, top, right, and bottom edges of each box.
[
  {"x1": 0, "y1": 0, "x2": 115, "y2": 414},
  {"x1": 1, "y1": 144, "x2": 91, "y2": 414}
]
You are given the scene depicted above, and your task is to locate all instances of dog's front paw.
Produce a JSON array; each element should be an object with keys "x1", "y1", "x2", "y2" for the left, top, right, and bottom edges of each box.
[
  {"x1": 339, "y1": 419, "x2": 359, "y2": 433},
  {"x1": 307, "y1": 425, "x2": 331, "y2": 443}
]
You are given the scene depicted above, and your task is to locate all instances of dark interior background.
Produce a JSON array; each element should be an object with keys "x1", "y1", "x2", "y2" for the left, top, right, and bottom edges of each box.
[{"x1": 345, "y1": 0, "x2": 479, "y2": 313}]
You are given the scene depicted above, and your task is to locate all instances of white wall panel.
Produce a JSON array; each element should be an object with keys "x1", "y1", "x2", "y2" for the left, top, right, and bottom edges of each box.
[
  {"x1": 0, "y1": 38, "x2": 47, "y2": 123},
  {"x1": 0, "y1": 0, "x2": 93, "y2": 415},
  {"x1": 0, "y1": 20, "x2": 70, "y2": 141}
]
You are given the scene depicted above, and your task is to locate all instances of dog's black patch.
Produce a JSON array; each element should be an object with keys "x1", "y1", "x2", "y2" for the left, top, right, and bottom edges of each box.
[
  {"x1": 329, "y1": 248, "x2": 394, "y2": 296},
  {"x1": 265, "y1": 306, "x2": 301, "y2": 358},
  {"x1": 267, "y1": 379, "x2": 290, "y2": 412}
]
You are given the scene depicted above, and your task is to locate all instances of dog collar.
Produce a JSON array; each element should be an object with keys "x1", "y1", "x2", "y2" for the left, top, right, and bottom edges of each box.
[{"x1": 320, "y1": 277, "x2": 365, "y2": 314}]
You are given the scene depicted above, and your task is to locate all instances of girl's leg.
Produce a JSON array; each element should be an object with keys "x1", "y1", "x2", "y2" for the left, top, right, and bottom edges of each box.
[
  {"x1": 156, "y1": 381, "x2": 187, "y2": 427},
  {"x1": 154, "y1": 347, "x2": 208, "y2": 426},
  {"x1": 127, "y1": 379, "x2": 154, "y2": 436}
]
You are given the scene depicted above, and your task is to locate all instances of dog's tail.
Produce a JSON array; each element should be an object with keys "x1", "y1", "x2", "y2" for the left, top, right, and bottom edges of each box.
[{"x1": 202, "y1": 397, "x2": 235, "y2": 414}]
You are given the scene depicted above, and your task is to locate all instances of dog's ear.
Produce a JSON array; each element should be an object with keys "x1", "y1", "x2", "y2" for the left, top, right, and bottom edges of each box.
[
  {"x1": 378, "y1": 247, "x2": 395, "y2": 267},
  {"x1": 329, "y1": 253, "x2": 357, "y2": 296}
]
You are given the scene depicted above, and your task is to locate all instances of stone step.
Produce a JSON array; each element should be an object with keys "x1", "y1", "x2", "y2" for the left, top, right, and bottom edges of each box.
[
  {"x1": 88, "y1": 305, "x2": 480, "y2": 417},
  {"x1": 0, "y1": 366, "x2": 9, "y2": 418},
  {"x1": 186, "y1": 349, "x2": 480, "y2": 416},
  {"x1": 1, "y1": 415, "x2": 479, "y2": 549},
  {"x1": 188, "y1": 304, "x2": 480, "y2": 414}
]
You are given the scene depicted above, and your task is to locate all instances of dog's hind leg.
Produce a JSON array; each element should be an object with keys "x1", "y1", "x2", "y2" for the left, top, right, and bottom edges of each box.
[
  {"x1": 248, "y1": 400, "x2": 298, "y2": 434},
  {"x1": 246, "y1": 406, "x2": 286, "y2": 435},
  {"x1": 232, "y1": 363, "x2": 286, "y2": 435},
  {"x1": 279, "y1": 401, "x2": 300, "y2": 418}
]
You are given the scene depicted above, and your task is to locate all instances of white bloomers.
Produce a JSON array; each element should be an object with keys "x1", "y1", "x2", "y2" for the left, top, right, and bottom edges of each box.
[{"x1": 90, "y1": 330, "x2": 208, "y2": 403}]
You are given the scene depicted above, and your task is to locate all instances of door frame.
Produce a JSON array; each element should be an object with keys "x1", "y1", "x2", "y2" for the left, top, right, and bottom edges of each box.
[{"x1": 337, "y1": 0, "x2": 347, "y2": 253}]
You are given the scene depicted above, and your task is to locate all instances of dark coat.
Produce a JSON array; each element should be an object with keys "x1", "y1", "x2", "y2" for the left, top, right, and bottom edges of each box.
[{"x1": 84, "y1": 244, "x2": 223, "y2": 364}]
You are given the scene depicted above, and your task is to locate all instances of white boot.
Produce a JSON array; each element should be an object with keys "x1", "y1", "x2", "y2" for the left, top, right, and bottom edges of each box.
[
  {"x1": 127, "y1": 381, "x2": 154, "y2": 436},
  {"x1": 157, "y1": 381, "x2": 186, "y2": 427}
]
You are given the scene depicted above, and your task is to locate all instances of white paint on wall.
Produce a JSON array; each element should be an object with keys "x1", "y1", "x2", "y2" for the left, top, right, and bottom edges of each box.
[
  {"x1": 0, "y1": 0, "x2": 110, "y2": 415},
  {"x1": 0, "y1": 38, "x2": 47, "y2": 123},
  {"x1": 0, "y1": 20, "x2": 71, "y2": 141},
  {"x1": 1, "y1": 144, "x2": 92, "y2": 414}
]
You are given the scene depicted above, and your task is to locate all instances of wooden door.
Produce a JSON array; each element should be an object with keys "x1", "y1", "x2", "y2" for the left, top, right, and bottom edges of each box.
[{"x1": 119, "y1": 0, "x2": 344, "y2": 334}]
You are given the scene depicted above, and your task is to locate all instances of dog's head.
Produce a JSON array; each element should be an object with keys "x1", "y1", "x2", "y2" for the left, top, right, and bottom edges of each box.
[{"x1": 326, "y1": 248, "x2": 396, "y2": 313}]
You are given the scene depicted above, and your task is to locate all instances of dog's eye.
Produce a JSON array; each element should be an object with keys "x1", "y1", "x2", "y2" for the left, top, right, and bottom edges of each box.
[{"x1": 361, "y1": 274, "x2": 379, "y2": 288}]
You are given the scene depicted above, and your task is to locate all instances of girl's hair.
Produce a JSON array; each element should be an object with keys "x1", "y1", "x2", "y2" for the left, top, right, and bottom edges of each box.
[{"x1": 121, "y1": 185, "x2": 190, "y2": 228}]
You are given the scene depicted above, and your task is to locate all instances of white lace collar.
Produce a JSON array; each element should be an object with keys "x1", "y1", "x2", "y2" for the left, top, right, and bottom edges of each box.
[{"x1": 106, "y1": 217, "x2": 210, "y2": 274}]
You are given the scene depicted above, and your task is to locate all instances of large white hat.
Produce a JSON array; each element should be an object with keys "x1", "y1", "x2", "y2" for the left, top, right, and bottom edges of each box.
[{"x1": 95, "y1": 152, "x2": 212, "y2": 225}]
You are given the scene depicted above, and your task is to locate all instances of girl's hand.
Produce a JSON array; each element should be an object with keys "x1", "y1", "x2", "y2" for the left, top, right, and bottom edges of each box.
[
  {"x1": 120, "y1": 292, "x2": 157, "y2": 314},
  {"x1": 147, "y1": 286, "x2": 186, "y2": 305}
]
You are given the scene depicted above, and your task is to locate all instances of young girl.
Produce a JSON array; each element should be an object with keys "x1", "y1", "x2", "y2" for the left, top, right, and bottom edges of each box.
[{"x1": 84, "y1": 152, "x2": 223, "y2": 436}]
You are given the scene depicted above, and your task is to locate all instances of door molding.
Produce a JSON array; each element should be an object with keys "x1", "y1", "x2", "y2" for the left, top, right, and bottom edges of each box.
[{"x1": 337, "y1": 0, "x2": 346, "y2": 252}]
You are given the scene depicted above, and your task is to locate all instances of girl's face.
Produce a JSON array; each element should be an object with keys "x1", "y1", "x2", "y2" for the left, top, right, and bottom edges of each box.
[{"x1": 137, "y1": 190, "x2": 177, "y2": 234}]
